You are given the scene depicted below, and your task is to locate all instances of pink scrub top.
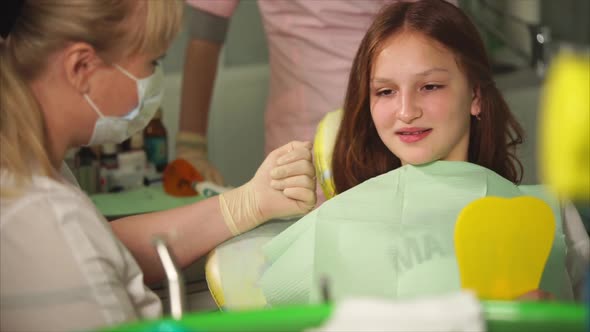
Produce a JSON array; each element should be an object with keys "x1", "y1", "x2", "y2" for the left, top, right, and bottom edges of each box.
[{"x1": 187, "y1": 0, "x2": 395, "y2": 154}]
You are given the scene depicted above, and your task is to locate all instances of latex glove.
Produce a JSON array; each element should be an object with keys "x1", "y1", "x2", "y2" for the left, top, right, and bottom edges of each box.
[
  {"x1": 175, "y1": 131, "x2": 224, "y2": 185},
  {"x1": 219, "y1": 141, "x2": 316, "y2": 235}
]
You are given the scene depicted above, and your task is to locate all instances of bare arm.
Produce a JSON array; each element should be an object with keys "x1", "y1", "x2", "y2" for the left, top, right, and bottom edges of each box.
[
  {"x1": 111, "y1": 196, "x2": 231, "y2": 285},
  {"x1": 177, "y1": 7, "x2": 232, "y2": 184},
  {"x1": 179, "y1": 38, "x2": 223, "y2": 136}
]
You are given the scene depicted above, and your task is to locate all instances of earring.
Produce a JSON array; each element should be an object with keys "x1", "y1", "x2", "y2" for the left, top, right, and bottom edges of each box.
[{"x1": 475, "y1": 113, "x2": 481, "y2": 121}]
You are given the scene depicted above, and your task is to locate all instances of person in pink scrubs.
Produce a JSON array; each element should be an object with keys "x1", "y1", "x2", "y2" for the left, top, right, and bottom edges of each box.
[{"x1": 177, "y1": 0, "x2": 396, "y2": 187}]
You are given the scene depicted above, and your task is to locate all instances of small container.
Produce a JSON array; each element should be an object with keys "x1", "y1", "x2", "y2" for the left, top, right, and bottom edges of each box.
[
  {"x1": 144, "y1": 108, "x2": 168, "y2": 172},
  {"x1": 119, "y1": 138, "x2": 131, "y2": 152},
  {"x1": 118, "y1": 150, "x2": 147, "y2": 173},
  {"x1": 76, "y1": 147, "x2": 99, "y2": 194},
  {"x1": 100, "y1": 143, "x2": 119, "y2": 170},
  {"x1": 99, "y1": 144, "x2": 118, "y2": 192},
  {"x1": 130, "y1": 131, "x2": 144, "y2": 151}
]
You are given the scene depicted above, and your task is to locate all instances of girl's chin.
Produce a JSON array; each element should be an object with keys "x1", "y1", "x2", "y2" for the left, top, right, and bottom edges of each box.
[{"x1": 398, "y1": 155, "x2": 438, "y2": 166}]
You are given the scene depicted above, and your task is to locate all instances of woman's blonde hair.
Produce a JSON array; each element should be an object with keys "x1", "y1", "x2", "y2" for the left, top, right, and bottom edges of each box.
[{"x1": 0, "y1": 0, "x2": 183, "y2": 196}]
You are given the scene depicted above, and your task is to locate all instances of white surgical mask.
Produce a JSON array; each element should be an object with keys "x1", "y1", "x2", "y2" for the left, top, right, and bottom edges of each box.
[{"x1": 84, "y1": 61, "x2": 164, "y2": 145}]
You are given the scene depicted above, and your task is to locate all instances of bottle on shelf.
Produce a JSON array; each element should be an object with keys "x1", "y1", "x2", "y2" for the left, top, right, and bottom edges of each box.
[
  {"x1": 100, "y1": 143, "x2": 119, "y2": 170},
  {"x1": 118, "y1": 131, "x2": 147, "y2": 171},
  {"x1": 98, "y1": 143, "x2": 118, "y2": 192},
  {"x1": 144, "y1": 108, "x2": 168, "y2": 172},
  {"x1": 76, "y1": 146, "x2": 99, "y2": 194},
  {"x1": 129, "y1": 131, "x2": 144, "y2": 151},
  {"x1": 119, "y1": 138, "x2": 130, "y2": 152}
]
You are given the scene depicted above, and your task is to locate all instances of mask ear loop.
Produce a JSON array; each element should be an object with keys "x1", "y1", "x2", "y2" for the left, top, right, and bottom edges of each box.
[
  {"x1": 113, "y1": 64, "x2": 139, "y2": 81},
  {"x1": 83, "y1": 94, "x2": 105, "y2": 118},
  {"x1": 114, "y1": 63, "x2": 160, "y2": 105},
  {"x1": 113, "y1": 64, "x2": 144, "y2": 118},
  {"x1": 114, "y1": 61, "x2": 161, "y2": 81}
]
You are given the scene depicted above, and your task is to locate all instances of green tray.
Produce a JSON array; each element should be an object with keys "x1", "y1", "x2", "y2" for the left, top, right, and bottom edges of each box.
[{"x1": 101, "y1": 301, "x2": 587, "y2": 332}]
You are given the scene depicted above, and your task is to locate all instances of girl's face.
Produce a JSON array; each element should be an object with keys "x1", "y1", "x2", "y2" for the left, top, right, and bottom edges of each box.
[{"x1": 370, "y1": 31, "x2": 480, "y2": 165}]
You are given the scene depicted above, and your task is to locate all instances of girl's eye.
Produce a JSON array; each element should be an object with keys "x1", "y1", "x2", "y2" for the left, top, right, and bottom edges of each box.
[
  {"x1": 376, "y1": 89, "x2": 394, "y2": 97},
  {"x1": 422, "y1": 84, "x2": 444, "y2": 91}
]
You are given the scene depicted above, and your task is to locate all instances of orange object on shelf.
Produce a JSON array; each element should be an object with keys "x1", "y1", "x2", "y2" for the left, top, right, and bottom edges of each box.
[{"x1": 162, "y1": 159, "x2": 204, "y2": 197}]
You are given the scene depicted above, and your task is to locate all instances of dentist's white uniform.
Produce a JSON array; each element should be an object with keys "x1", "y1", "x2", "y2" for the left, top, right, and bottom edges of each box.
[{"x1": 0, "y1": 166, "x2": 161, "y2": 332}]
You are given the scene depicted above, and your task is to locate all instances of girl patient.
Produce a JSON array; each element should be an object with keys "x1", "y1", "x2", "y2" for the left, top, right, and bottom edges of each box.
[{"x1": 259, "y1": 0, "x2": 589, "y2": 305}]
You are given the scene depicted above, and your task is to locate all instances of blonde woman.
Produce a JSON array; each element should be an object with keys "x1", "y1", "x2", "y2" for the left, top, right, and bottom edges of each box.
[{"x1": 0, "y1": 1, "x2": 316, "y2": 331}]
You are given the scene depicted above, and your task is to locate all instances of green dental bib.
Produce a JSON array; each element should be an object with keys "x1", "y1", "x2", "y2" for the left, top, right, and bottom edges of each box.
[{"x1": 260, "y1": 161, "x2": 570, "y2": 305}]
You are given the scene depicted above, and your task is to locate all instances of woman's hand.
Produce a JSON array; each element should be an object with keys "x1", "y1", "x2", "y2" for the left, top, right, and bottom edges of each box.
[
  {"x1": 517, "y1": 289, "x2": 555, "y2": 301},
  {"x1": 218, "y1": 141, "x2": 316, "y2": 235}
]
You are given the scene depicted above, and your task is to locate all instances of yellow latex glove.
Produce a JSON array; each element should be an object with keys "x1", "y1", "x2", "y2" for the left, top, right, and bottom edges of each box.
[
  {"x1": 219, "y1": 141, "x2": 316, "y2": 235},
  {"x1": 175, "y1": 131, "x2": 224, "y2": 185}
]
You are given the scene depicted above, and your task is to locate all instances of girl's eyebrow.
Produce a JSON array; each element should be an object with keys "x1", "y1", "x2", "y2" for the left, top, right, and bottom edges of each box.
[
  {"x1": 371, "y1": 77, "x2": 395, "y2": 84},
  {"x1": 416, "y1": 67, "x2": 450, "y2": 76},
  {"x1": 371, "y1": 67, "x2": 450, "y2": 83}
]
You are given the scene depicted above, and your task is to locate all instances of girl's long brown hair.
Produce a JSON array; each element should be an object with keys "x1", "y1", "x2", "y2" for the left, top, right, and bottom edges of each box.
[{"x1": 332, "y1": 0, "x2": 524, "y2": 194}]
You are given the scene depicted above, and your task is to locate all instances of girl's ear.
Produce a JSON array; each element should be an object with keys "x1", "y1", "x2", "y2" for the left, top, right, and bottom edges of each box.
[{"x1": 470, "y1": 86, "x2": 481, "y2": 117}]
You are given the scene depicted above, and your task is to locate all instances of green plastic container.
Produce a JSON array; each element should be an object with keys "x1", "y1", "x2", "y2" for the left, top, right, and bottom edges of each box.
[{"x1": 100, "y1": 301, "x2": 587, "y2": 332}]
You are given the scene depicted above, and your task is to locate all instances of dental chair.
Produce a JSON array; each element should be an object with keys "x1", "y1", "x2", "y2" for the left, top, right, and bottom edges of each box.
[
  {"x1": 203, "y1": 109, "x2": 343, "y2": 310},
  {"x1": 204, "y1": 220, "x2": 293, "y2": 309},
  {"x1": 204, "y1": 251, "x2": 225, "y2": 308}
]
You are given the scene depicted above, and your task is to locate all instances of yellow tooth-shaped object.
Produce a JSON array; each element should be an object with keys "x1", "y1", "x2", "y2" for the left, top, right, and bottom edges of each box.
[{"x1": 454, "y1": 196, "x2": 555, "y2": 300}]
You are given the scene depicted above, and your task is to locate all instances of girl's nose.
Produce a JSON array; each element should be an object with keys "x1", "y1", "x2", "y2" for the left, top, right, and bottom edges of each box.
[{"x1": 396, "y1": 91, "x2": 422, "y2": 123}]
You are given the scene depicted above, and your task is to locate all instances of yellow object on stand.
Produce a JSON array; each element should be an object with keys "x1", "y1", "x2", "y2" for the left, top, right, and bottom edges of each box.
[
  {"x1": 539, "y1": 51, "x2": 590, "y2": 201},
  {"x1": 454, "y1": 196, "x2": 555, "y2": 300}
]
